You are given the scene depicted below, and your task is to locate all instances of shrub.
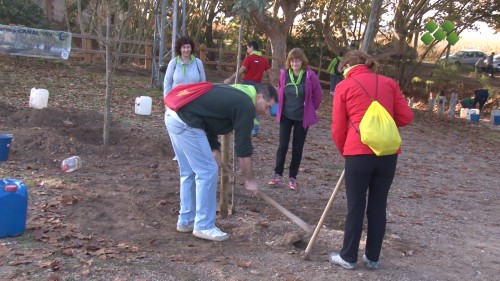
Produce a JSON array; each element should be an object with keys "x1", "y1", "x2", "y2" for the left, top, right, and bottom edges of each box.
[{"x1": 0, "y1": 0, "x2": 48, "y2": 28}]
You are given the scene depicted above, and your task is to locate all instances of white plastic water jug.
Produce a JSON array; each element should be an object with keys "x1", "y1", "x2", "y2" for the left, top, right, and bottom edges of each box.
[
  {"x1": 29, "y1": 88, "x2": 49, "y2": 109},
  {"x1": 459, "y1": 108, "x2": 469, "y2": 118},
  {"x1": 466, "y1": 109, "x2": 479, "y2": 120},
  {"x1": 135, "y1": 96, "x2": 152, "y2": 116},
  {"x1": 490, "y1": 110, "x2": 500, "y2": 124}
]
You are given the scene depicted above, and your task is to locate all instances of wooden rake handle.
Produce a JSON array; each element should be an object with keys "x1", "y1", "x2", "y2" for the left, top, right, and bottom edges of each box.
[
  {"x1": 304, "y1": 169, "x2": 345, "y2": 259},
  {"x1": 221, "y1": 163, "x2": 313, "y2": 233},
  {"x1": 258, "y1": 191, "x2": 313, "y2": 233}
]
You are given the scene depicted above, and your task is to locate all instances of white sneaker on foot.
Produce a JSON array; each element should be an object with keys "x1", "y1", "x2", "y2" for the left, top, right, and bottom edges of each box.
[
  {"x1": 193, "y1": 227, "x2": 229, "y2": 242},
  {"x1": 329, "y1": 252, "x2": 356, "y2": 269},
  {"x1": 176, "y1": 223, "x2": 194, "y2": 233},
  {"x1": 363, "y1": 254, "x2": 380, "y2": 269}
]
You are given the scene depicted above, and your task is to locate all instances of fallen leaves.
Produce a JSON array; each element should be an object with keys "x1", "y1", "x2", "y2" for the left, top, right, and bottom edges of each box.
[
  {"x1": 169, "y1": 254, "x2": 185, "y2": 261},
  {"x1": 0, "y1": 244, "x2": 10, "y2": 255},
  {"x1": 236, "y1": 260, "x2": 252, "y2": 268},
  {"x1": 39, "y1": 259, "x2": 61, "y2": 271},
  {"x1": 8, "y1": 259, "x2": 32, "y2": 266},
  {"x1": 59, "y1": 194, "x2": 78, "y2": 205}
]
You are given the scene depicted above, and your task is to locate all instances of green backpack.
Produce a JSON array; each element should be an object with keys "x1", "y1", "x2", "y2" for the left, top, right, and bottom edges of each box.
[{"x1": 350, "y1": 76, "x2": 402, "y2": 156}]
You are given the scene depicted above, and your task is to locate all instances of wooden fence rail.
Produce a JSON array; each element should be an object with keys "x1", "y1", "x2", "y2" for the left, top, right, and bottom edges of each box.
[{"x1": 69, "y1": 33, "x2": 331, "y2": 87}]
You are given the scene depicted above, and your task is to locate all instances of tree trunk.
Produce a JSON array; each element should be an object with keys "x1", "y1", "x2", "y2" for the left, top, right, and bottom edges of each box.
[
  {"x1": 202, "y1": 0, "x2": 219, "y2": 62},
  {"x1": 248, "y1": 17, "x2": 287, "y2": 68},
  {"x1": 248, "y1": 0, "x2": 304, "y2": 69},
  {"x1": 76, "y1": 0, "x2": 86, "y2": 47},
  {"x1": 361, "y1": 0, "x2": 383, "y2": 52},
  {"x1": 428, "y1": 91, "x2": 435, "y2": 112},
  {"x1": 63, "y1": 0, "x2": 71, "y2": 32},
  {"x1": 103, "y1": 9, "x2": 112, "y2": 146},
  {"x1": 268, "y1": 33, "x2": 287, "y2": 68},
  {"x1": 448, "y1": 92, "x2": 458, "y2": 119},
  {"x1": 219, "y1": 135, "x2": 228, "y2": 218}
]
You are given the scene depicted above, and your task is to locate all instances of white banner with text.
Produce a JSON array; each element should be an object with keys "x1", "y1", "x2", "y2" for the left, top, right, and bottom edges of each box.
[{"x1": 0, "y1": 24, "x2": 71, "y2": 60}]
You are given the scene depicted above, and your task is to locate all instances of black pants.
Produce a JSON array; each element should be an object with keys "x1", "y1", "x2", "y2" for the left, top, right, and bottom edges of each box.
[
  {"x1": 487, "y1": 65, "x2": 494, "y2": 78},
  {"x1": 340, "y1": 154, "x2": 398, "y2": 263},
  {"x1": 473, "y1": 99, "x2": 486, "y2": 112},
  {"x1": 273, "y1": 115, "x2": 308, "y2": 179}
]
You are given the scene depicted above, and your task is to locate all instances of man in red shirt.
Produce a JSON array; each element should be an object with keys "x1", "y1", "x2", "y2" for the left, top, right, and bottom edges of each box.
[
  {"x1": 224, "y1": 41, "x2": 275, "y2": 137},
  {"x1": 224, "y1": 41, "x2": 274, "y2": 85}
]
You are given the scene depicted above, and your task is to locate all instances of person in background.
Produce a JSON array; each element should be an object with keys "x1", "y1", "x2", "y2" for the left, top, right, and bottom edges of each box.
[
  {"x1": 486, "y1": 52, "x2": 495, "y2": 78},
  {"x1": 165, "y1": 83, "x2": 277, "y2": 242},
  {"x1": 327, "y1": 51, "x2": 344, "y2": 96},
  {"x1": 224, "y1": 41, "x2": 275, "y2": 138},
  {"x1": 460, "y1": 96, "x2": 474, "y2": 109},
  {"x1": 475, "y1": 55, "x2": 487, "y2": 73},
  {"x1": 473, "y1": 88, "x2": 489, "y2": 112},
  {"x1": 330, "y1": 50, "x2": 413, "y2": 270},
  {"x1": 163, "y1": 36, "x2": 206, "y2": 95},
  {"x1": 163, "y1": 36, "x2": 206, "y2": 161},
  {"x1": 436, "y1": 90, "x2": 447, "y2": 115},
  {"x1": 268, "y1": 48, "x2": 322, "y2": 190}
]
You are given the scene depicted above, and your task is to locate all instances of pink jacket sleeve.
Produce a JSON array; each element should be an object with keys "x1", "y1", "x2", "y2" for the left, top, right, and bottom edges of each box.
[{"x1": 308, "y1": 70, "x2": 322, "y2": 110}]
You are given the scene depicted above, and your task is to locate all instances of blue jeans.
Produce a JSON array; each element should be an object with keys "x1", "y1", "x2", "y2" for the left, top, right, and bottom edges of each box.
[
  {"x1": 164, "y1": 113, "x2": 218, "y2": 231},
  {"x1": 252, "y1": 116, "x2": 260, "y2": 136},
  {"x1": 330, "y1": 75, "x2": 343, "y2": 94}
]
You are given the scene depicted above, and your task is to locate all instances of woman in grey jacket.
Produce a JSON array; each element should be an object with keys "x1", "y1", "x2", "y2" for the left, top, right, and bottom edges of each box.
[
  {"x1": 163, "y1": 36, "x2": 206, "y2": 96},
  {"x1": 163, "y1": 37, "x2": 206, "y2": 161}
]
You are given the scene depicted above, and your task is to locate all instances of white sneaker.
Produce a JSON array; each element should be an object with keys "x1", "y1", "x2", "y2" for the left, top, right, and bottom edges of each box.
[
  {"x1": 176, "y1": 223, "x2": 194, "y2": 233},
  {"x1": 193, "y1": 227, "x2": 229, "y2": 242},
  {"x1": 329, "y1": 252, "x2": 356, "y2": 269},
  {"x1": 362, "y1": 254, "x2": 380, "y2": 269}
]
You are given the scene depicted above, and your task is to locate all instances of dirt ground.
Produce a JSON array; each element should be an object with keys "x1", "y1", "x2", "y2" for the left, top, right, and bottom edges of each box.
[{"x1": 1, "y1": 55, "x2": 500, "y2": 281}]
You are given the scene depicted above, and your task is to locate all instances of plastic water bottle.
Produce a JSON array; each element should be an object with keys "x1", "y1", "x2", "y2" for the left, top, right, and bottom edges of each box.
[{"x1": 60, "y1": 156, "x2": 82, "y2": 172}]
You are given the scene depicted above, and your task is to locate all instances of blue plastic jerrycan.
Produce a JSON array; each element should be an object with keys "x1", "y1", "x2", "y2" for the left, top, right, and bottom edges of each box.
[
  {"x1": 0, "y1": 179, "x2": 28, "y2": 238},
  {"x1": 270, "y1": 103, "x2": 278, "y2": 116}
]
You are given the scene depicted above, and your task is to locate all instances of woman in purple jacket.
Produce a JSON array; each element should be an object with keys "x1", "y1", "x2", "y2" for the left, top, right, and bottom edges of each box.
[{"x1": 268, "y1": 48, "x2": 323, "y2": 190}]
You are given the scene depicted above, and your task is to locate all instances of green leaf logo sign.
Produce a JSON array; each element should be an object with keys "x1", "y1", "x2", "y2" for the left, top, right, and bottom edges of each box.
[{"x1": 421, "y1": 20, "x2": 459, "y2": 46}]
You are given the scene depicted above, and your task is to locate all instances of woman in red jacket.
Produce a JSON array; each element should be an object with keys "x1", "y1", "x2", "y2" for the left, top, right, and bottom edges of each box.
[{"x1": 330, "y1": 50, "x2": 413, "y2": 270}]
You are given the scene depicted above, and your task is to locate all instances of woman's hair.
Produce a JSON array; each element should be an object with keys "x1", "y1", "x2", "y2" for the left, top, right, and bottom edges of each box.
[
  {"x1": 175, "y1": 36, "x2": 195, "y2": 56},
  {"x1": 285, "y1": 48, "x2": 308, "y2": 70},
  {"x1": 338, "y1": 50, "x2": 378, "y2": 72}
]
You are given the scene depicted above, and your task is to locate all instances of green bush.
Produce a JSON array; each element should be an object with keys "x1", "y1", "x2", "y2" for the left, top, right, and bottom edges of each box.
[{"x1": 0, "y1": 0, "x2": 48, "y2": 28}]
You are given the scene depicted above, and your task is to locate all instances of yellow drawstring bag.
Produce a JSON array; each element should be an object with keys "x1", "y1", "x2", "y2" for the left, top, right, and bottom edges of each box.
[
  {"x1": 351, "y1": 76, "x2": 401, "y2": 156},
  {"x1": 359, "y1": 100, "x2": 401, "y2": 156}
]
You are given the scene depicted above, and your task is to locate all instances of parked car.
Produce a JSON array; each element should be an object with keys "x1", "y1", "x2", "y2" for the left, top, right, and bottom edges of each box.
[
  {"x1": 439, "y1": 49, "x2": 488, "y2": 66},
  {"x1": 493, "y1": 54, "x2": 500, "y2": 72}
]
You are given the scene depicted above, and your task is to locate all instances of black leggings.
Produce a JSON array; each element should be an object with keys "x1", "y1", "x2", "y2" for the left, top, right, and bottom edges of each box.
[
  {"x1": 273, "y1": 115, "x2": 308, "y2": 178},
  {"x1": 473, "y1": 98, "x2": 486, "y2": 112},
  {"x1": 340, "y1": 154, "x2": 398, "y2": 263}
]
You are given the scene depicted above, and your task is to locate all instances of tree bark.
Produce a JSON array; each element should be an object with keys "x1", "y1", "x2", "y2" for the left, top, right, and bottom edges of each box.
[
  {"x1": 448, "y1": 91, "x2": 458, "y2": 119},
  {"x1": 248, "y1": 0, "x2": 305, "y2": 68},
  {"x1": 361, "y1": 0, "x2": 383, "y2": 52},
  {"x1": 76, "y1": 0, "x2": 86, "y2": 47},
  {"x1": 103, "y1": 8, "x2": 111, "y2": 146}
]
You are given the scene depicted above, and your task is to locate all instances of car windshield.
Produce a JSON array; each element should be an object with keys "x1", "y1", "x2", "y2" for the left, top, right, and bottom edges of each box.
[{"x1": 454, "y1": 51, "x2": 465, "y2": 57}]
